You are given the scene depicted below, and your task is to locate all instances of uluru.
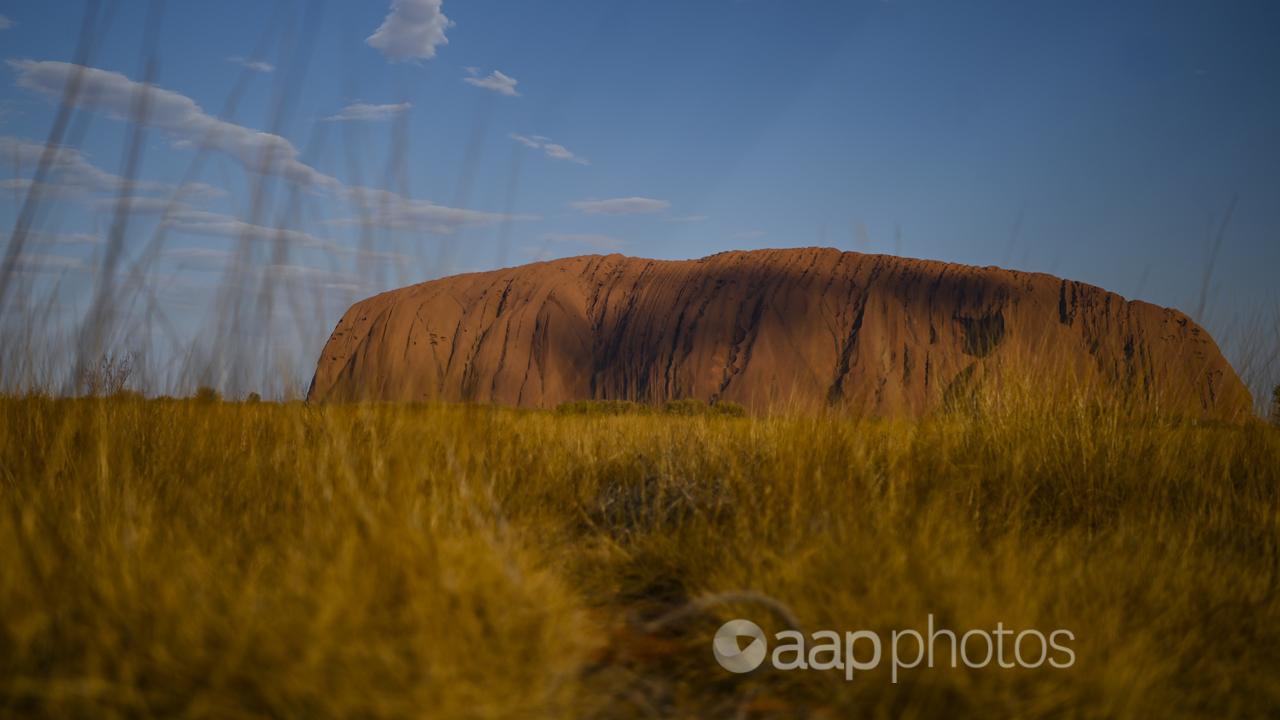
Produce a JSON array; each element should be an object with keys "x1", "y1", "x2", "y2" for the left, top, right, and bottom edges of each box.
[{"x1": 307, "y1": 247, "x2": 1251, "y2": 420}]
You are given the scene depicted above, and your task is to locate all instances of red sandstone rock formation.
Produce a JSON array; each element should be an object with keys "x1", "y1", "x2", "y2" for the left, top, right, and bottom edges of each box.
[{"x1": 308, "y1": 248, "x2": 1252, "y2": 419}]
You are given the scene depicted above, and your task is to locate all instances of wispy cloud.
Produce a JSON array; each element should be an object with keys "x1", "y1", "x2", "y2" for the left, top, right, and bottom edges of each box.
[
  {"x1": 10, "y1": 61, "x2": 517, "y2": 236},
  {"x1": 542, "y1": 233, "x2": 625, "y2": 250},
  {"x1": 367, "y1": 0, "x2": 451, "y2": 62},
  {"x1": 324, "y1": 101, "x2": 412, "y2": 122},
  {"x1": 161, "y1": 209, "x2": 331, "y2": 248},
  {"x1": 329, "y1": 186, "x2": 537, "y2": 235},
  {"x1": 510, "y1": 133, "x2": 540, "y2": 149},
  {"x1": 0, "y1": 135, "x2": 170, "y2": 195},
  {"x1": 159, "y1": 247, "x2": 367, "y2": 290},
  {"x1": 665, "y1": 215, "x2": 709, "y2": 223},
  {"x1": 227, "y1": 56, "x2": 274, "y2": 73},
  {"x1": 1, "y1": 137, "x2": 231, "y2": 219},
  {"x1": 91, "y1": 196, "x2": 193, "y2": 216},
  {"x1": 0, "y1": 16, "x2": 13, "y2": 31},
  {"x1": 509, "y1": 133, "x2": 588, "y2": 165},
  {"x1": 464, "y1": 68, "x2": 519, "y2": 97},
  {"x1": 11, "y1": 60, "x2": 341, "y2": 191},
  {"x1": 570, "y1": 197, "x2": 670, "y2": 216}
]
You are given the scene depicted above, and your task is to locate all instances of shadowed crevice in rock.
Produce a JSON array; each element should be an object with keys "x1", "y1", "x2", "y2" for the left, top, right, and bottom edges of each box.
[
  {"x1": 307, "y1": 247, "x2": 1252, "y2": 420},
  {"x1": 957, "y1": 311, "x2": 1006, "y2": 358}
]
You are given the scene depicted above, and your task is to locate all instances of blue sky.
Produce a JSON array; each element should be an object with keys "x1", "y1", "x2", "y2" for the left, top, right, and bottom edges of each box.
[{"x1": 1, "y1": 0, "x2": 1277, "y2": 394}]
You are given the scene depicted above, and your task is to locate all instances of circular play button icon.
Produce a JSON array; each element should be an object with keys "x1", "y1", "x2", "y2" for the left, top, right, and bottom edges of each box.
[{"x1": 713, "y1": 619, "x2": 768, "y2": 673}]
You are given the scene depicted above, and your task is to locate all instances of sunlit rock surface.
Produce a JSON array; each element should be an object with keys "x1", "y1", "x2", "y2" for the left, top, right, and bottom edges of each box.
[{"x1": 309, "y1": 248, "x2": 1251, "y2": 419}]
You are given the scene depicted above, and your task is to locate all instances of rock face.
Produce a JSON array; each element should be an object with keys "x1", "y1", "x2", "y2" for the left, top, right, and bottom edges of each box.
[{"x1": 308, "y1": 248, "x2": 1252, "y2": 419}]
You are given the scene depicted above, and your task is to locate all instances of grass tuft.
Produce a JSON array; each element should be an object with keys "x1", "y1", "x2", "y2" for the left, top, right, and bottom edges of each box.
[{"x1": 1, "y1": 387, "x2": 1277, "y2": 717}]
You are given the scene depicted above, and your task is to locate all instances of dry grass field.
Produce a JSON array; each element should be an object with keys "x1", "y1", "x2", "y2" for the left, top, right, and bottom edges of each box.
[
  {"x1": 3, "y1": 3, "x2": 1280, "y2": 718},
  {"x1": 1, "y1": 387, "x2": 1277, "y2": 718}
]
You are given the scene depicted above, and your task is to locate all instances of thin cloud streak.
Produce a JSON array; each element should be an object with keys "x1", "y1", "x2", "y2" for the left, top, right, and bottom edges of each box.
[
  {"x1": 570, "y1": 197, "x2": 670, "y2": 216},
  {"x1": 509, "y1": 133, "x2": 588, "y2": 165},
  {"x1": 464, "y1": 68, "x2": 519, "y2": 97},
  {"x1": 227, "y1": 56, "x2": 275, "y2": 73},
  {"x1": 324, "y1": 101, "x2": 411, "y2": 122}
]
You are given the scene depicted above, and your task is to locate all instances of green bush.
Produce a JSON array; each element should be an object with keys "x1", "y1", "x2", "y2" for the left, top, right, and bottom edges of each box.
[
  {"x1": 245, "y1": 392, "x2": 262, "y2": 404},
  {"x1": 1271, "y1": 384, "x2": 1280, "y2": 426}
]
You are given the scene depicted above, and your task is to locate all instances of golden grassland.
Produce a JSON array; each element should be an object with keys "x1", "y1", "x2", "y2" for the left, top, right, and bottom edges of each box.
[{"x1": 1, "y1": 388, "x2": 1278, "y2": 718}]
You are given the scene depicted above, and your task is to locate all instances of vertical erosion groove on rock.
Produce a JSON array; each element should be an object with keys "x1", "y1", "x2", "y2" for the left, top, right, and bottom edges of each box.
[{"x1": 308, "y1": 248, "x2": 1252, "y2": 420}]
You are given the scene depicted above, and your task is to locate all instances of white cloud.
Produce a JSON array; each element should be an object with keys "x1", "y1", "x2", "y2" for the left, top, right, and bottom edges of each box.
[
  {"x1": 570, "y1": 197, "x2": 670, "y2": 216},
  {"x1": 90, "y1": 196, "x2": 191, "y2": 215},
  {"x1": 161, "y1": 209, "x2": 330, "y2": 248},
  {"x1": 543, "y1": 143, "x2": 583, "y2": 163},
  {"x1": 542, "y1": 233, "x2": 625, "y2": 250},
  {"x1": 227, "y1": 56, "x2": 274, "y2": 73},
  {"x1": 322, "y1": 282, "x2": 366, "y2": 293},
  {"x1": 10, "y1": 60, "x2": 342, "y2": 191},
  {"x1": 329, "y1": 186, "x2": 536, "y2": 235},
  {"x1": 367, "y1": 0, "x2": 451, "y2": 62},
  {"x1": 324, "y1": 101, "x2": 411, "y2": 122},
  {"x1": 0, "y1": 135, "x2": 169, "y2": 195},
  {"x1": 463, "y1": 68, "x2": 519, "y2": 97},
  {"x1": 509, "y1": 133, "x2": 588, "y2": 165},
  {"x1": 159, "y1": 248, "x2": 365, "y2": 289},
  {"x1": 0, "y1": 16, "x2": 12, "y2": 31},
  {"x1": 145, "y1": 197, "x2": 506, "y2": 253},
  {"x1": 0, "y1": 138, "x2": 224, "y2": 218},
  {"x1": 510, "y1": 133, "x2": 540, "y2": 149},
  {"x1": 90, "y1": 185, "x2": 221, "y2": 215},
  {"x1": 10, "y1": 62, "x2": 523, "y2": 238}
]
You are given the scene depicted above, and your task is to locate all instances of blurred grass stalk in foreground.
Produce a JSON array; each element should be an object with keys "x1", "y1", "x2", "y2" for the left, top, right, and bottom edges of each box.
[{"x1": 0, "y1": 0, "x2": 499, "y2": 401}]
